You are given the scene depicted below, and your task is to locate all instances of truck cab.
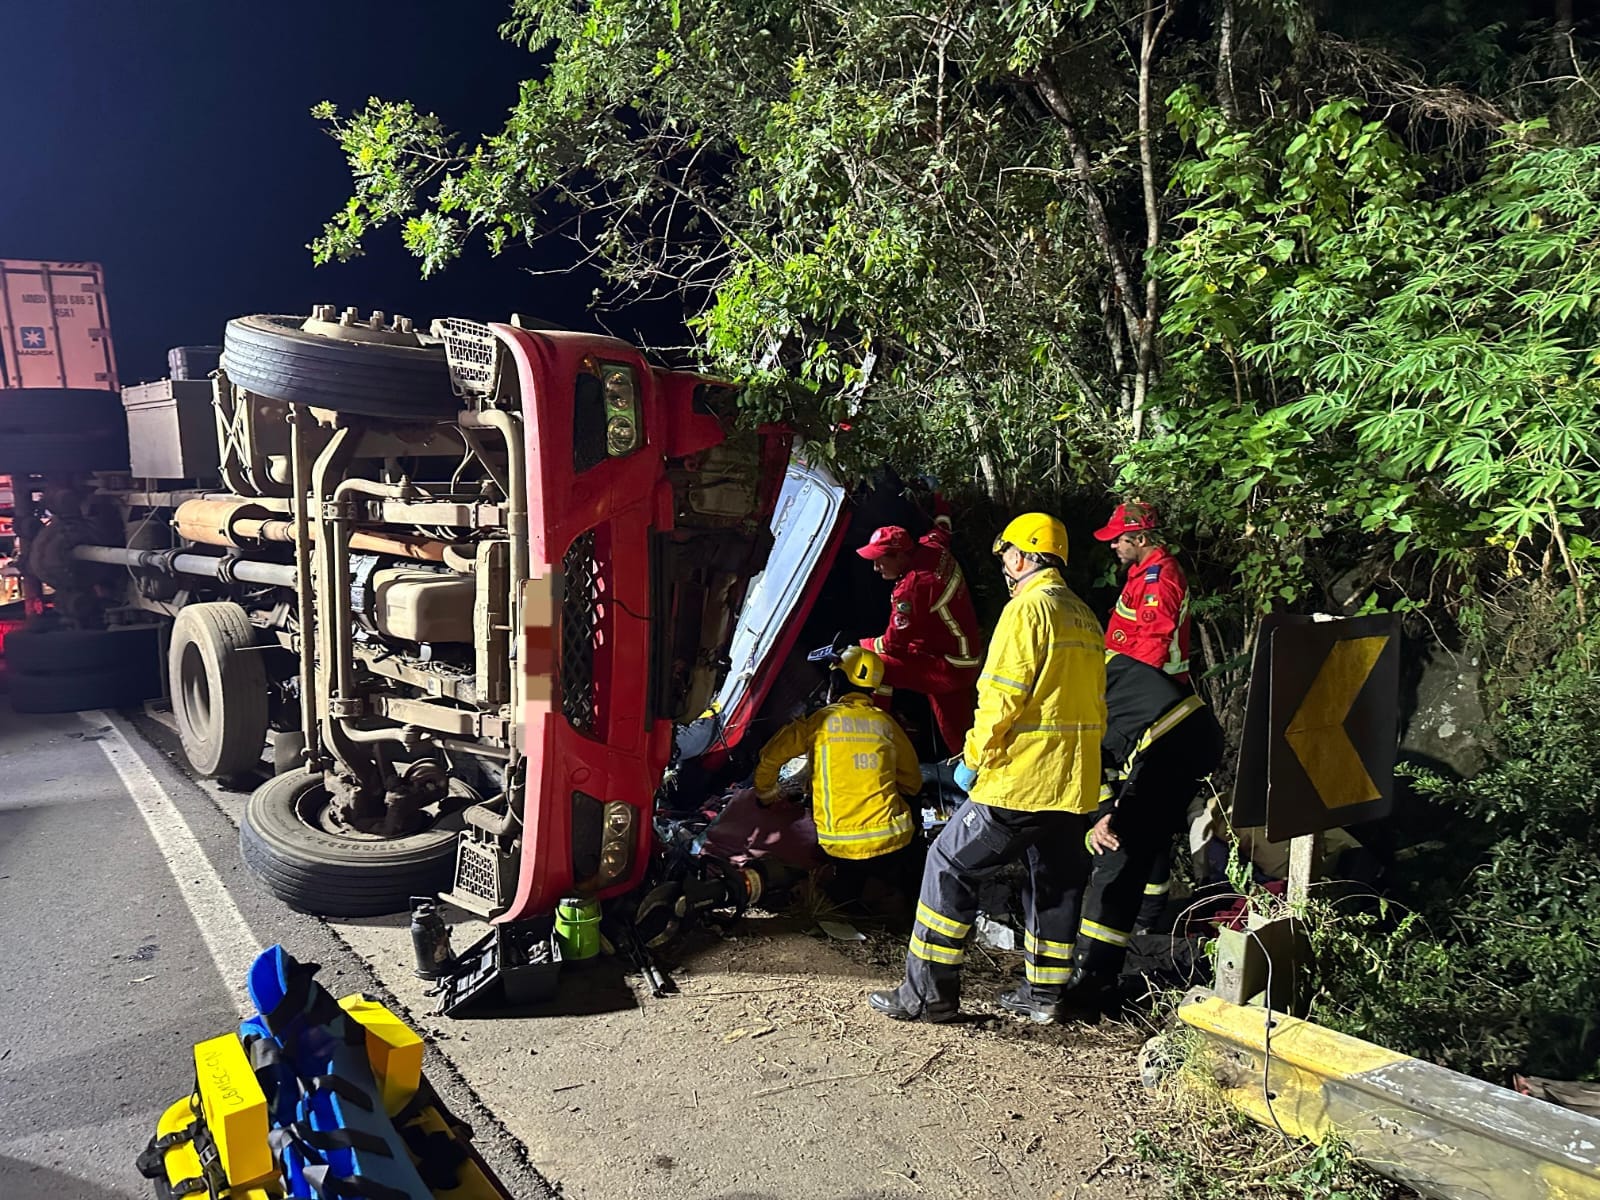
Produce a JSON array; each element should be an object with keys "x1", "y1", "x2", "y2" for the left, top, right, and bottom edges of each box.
[{"x1": 7, "y1": 304, "x2": 841, "y2": 923}]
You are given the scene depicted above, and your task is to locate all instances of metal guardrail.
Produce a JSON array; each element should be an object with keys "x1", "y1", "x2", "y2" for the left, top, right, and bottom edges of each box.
[{"x1": 1178, "y1": 991, "x2": 1600, "y2": 1200}]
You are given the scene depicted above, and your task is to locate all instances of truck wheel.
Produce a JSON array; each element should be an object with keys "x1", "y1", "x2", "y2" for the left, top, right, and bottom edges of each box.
[
  {"x1": 169, "y1": 602, "x2": 269, "y2": 778},
  {"x1": 222, "y1": 314, "x2": 457, "y2": 420},
  {"x1": 0, "y1": 389, "x2": 130, "y2": 474},
  {"x1": 9, "y1": 664, "x2": 147, "y2": 713},
  {"x1": 240, "y1": 768, "x2": 467, "y2": 917}
]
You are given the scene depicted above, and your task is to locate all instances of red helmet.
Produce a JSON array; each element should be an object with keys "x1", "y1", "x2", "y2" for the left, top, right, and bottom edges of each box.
[
  {"x1": 856, "y1": 525, "x2": 913, "y2": 560},
  {"x1": 1093, "y1": 501, "x2": 1160, "y2": 542}
]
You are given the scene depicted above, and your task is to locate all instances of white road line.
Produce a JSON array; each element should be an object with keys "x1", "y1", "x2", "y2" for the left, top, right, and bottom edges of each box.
[{"x1": 84, "y1": 710, "x2": 262, "y2": 1013}]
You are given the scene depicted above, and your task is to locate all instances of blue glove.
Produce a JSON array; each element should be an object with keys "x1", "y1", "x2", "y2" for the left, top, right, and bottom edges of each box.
[{"x1": 952, "y1": 762, "x2": 978, "y2": 793}]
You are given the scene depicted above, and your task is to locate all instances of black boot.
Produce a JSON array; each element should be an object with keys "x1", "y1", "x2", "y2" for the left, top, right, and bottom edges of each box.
[
  {"x1": 997, "y1": 985, "x2": 1067, "y2": 1025},
  {"x1": 1057, "y1": 966, "x2": 1117, "y2": 1014},
  {"x1": 999, "y1": 968, "x2": 1115, "y2": 1024},
  {"x1": 869, "y1": 983, "x2": 959, "y2": 1023}
]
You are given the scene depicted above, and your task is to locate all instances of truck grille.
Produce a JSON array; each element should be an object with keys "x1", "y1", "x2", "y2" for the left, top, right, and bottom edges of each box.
[{"x1": 560, "y1": 531, "x2": 602, "y2": 733}]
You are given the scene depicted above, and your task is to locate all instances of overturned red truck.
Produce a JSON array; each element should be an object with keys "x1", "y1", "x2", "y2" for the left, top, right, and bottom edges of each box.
[{"x1": 4, "y1": 275, "x2": 859, "y2": 923}]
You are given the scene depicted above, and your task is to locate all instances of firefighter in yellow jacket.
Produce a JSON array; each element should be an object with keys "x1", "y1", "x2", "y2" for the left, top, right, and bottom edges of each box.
[
  {"x1": 870, "y1": 513, "x2": 1107, "y2": 1024},
  {"x1": 753, "y1": 646, "x2": 924, "y2": 894}
]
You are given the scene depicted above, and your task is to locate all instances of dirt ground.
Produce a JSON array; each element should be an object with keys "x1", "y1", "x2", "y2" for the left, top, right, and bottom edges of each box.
[{"x1": 335, "y1": 908, "x2": 1164, "y2": 1200}]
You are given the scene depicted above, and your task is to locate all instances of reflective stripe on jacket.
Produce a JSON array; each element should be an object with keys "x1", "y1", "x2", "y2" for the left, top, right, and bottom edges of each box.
[
  {"x1": 962, "y1": 569, "x2": 1106, "y2": 814},
  {"x1": 752, "y1": 693, "x2": 923, "y2": 859},
  {"x1": 865, "y1": 531, "x2": 983, "y2": 670},
  {"x1": 1103, "y1": 545, "x2": 1191, "y2": 679}
]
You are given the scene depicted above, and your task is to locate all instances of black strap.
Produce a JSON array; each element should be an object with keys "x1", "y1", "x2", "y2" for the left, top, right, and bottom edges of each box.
[
  {"x1": 288, "y1": 1123, "x2": 394, "y2": 1157},
  {"x1": 136, "y1": 1122, "x2": 199, "y2": 1178},
  {"x1": 309, "y1": 1073, "x2": 376, "y2": 1113},
  {"x1": 408, "y1": 1128, "x2": 467, "y2": 1191},
  {"x1": 302, "y1": 1163, "x2": 417, "y2": 1200},
  {"x1": 136, "y1": 1088, "x2": 204, "y2": 1179}
]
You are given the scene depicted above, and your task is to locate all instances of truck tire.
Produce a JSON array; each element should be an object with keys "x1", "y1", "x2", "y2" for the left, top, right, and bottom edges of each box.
[
  {"x1": 222, "y1": 315, "x2": 457, "y2": 420},
  {"x1": 0, "y1": 388, "x2": 129, "y2": 474},
  {"x1": 3, "y1": 626, "x2": 125, "y2": 673},
  {"x1": 169, "y1": 602, "x2": 269, "y2": 778},
  {"x1": 9, "y1": 664, "x2": 146, "y2": 713},
  {"x1": 240, "y1": 768, "x2": 467, "y2": 917}
]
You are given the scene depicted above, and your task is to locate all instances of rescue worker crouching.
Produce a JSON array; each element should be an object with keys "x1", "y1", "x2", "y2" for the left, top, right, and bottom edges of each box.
[
  {"x1": 1078, "y1": 653, "x2": 1224, "y2": 995},
  {"x1": 856, "y1": 524, "x2": 984, "y2": 754},
  {"x1": 869, "y1": 514, "x2": 1108, "y2": 1025},
  {"x1": 752, "y1": 645, "x2": 925, "y2": 903}
]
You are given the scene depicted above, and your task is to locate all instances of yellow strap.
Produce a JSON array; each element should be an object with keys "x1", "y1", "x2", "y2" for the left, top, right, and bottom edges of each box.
[
  {"x1": 1144, "y1": 880, "x2": 1171, "y2": 896},
  {"x1": 1025, "y1": 963, "x2": 1073, "y2": 984}
]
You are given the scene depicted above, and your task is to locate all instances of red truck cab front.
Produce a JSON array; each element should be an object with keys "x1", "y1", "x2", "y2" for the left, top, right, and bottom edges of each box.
[{"x1": 493, "y1": 325, "x2": 783, "y2": 921}]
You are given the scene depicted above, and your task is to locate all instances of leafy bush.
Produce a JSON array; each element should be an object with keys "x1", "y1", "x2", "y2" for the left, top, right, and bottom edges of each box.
[{"x1": 1311, "y1": 612, "x2": 1600, "y2": 1081}]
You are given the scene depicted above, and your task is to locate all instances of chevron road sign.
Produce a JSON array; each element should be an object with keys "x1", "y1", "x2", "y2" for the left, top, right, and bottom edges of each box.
[{"x1": 1230, "y1": 613, "x2": 1401, "y2": 841}]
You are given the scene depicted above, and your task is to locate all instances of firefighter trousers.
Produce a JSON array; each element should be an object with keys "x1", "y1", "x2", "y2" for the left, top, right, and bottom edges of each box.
[
  {"x1": 876, "y1": 650, "x2": 978, "y2": 754},
  {"x1": 896, "y1": 799, "x2": 1090, "y2": 1012},
  {"x1": 1080, "y1": 743, "x2": 1215, "y2": 974}
]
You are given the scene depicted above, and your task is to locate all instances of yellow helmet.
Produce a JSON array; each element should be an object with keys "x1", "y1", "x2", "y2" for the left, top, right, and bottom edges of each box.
[
  {"x1": 839, "y1": 645, "x2": 886, "y2": 690},
  {"x1": 993, "y1": 512, "x2": 1069, "y2": 561}
]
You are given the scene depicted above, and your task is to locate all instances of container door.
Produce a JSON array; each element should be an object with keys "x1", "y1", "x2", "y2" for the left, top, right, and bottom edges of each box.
[{"x1": 0, "y1": 259, "x2": 118, "y2": 390}]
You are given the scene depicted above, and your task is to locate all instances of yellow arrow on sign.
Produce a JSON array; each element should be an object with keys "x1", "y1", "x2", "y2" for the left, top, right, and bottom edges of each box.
[{"x1": 1284, "y1": 636, "x2": 1389, "y2": 810}]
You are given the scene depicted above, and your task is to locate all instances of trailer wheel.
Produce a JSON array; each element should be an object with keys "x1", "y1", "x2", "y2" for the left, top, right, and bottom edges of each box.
[
  {"x1": 169, "y1": 602, "x2": 269, "y2": 778},
  {"x1": 222, "y1": 314, "x2": 457, "y2": 420},
  {"x1": 0, "y1": 389, "x2": 130, "y2": 474},
  {"x1": 240, "y1": 768, "x2": 468, "y2": 917}
]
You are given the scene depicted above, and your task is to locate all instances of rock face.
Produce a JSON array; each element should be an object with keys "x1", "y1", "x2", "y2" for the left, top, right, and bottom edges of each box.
[{"x1": 1399, "y1": 643, "x2": 1489, "y2": 779}]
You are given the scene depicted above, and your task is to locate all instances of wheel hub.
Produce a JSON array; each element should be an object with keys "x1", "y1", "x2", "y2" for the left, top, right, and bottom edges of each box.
[{"x1": 301, "y1": 305, "x2": 426, "y2": 347}]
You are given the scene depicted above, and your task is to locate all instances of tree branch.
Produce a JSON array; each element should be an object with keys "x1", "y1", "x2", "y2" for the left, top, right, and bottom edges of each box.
[
  {"x1": 1028, "y1": 72, "x2": 1144, "y2": 350},
  {"x1": 1133, "y1": 0, "x2": 1176, "y2": 438}
]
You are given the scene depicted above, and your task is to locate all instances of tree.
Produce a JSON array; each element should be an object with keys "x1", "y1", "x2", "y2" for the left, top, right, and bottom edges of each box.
[{"x1": 311, "y1": 0, "x2": 1217, "y2": 499}]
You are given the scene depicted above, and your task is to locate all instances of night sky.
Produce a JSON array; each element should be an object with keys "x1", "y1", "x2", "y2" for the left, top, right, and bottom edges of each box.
[{"x1": 2, "y1": 2, "x2": 614, "y2": 384}]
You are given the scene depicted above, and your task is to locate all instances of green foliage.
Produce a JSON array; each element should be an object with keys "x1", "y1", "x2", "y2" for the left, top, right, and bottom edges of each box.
[
  {"x1": 1125, "y1": 91, "x2": 1600, "y2": 613},
  {"x1": 1135, "y1": 1021, "x2": 1407, "y2": 1200},
  {"x1": 1134, "y1": 1127, "x2": 1401, "y2": 1200},
  {"x1": 1311, "y1": 610, "x2": 1600, "y2": 1080},
  {"x1": 309, "y1": 0, "x2": 1204, "y2": 498}
]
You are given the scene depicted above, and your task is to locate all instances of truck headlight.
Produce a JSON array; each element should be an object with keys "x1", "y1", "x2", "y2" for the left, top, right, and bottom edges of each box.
[
  {"x1": 596, "y1": 801, "x2": 636, "y2": 885},
  {"x1": 600, "y1": 363, "x2": 639, "y2": 455}
]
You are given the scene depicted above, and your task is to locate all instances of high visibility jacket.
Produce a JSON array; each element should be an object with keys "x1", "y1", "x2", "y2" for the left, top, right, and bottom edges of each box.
[
  {"x1": 962, "y1": 569, "x2": 1106, "y2": 814},
  {"x1": 752, "y1": 692, "x2": 923, "y2": 860},
  {"x1": 1104, "y1": 545, "x2": 1191, "y2": 680},
  {"x1": 863, "y1": 529, "x2": 983, "y2": 676}
]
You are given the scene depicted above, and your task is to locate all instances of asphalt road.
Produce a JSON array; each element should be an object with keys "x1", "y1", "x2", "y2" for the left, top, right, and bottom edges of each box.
[{"x1": 0, "y1": 697, "x2": 554, "y2": 1200}]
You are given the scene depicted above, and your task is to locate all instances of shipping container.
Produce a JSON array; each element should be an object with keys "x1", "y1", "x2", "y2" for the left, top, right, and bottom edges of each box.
[{"x1": 0, "y1": 259, "x2": 119, "y2": 391}]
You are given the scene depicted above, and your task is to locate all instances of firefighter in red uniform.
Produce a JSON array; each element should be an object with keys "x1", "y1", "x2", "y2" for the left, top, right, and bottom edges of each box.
[
  {"x1": 1094, "y1": 501, "x2": 1190, "y2": 683},
  {"x1": 856, "y1": 525, "x2": 983, "y2": 753},
  {"x1": 1094, "y1": 500, "x2": 1195, "y2": 932}
]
